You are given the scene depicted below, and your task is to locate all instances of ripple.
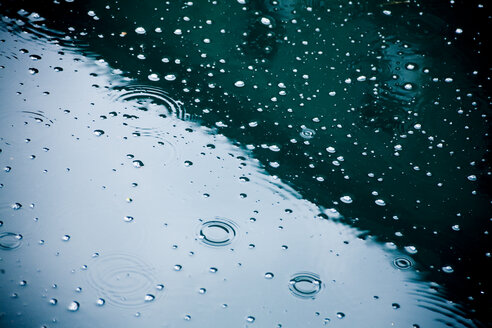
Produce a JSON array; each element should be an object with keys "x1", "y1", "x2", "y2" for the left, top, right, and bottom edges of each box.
[
  {"x1": 393, "y1": 257, "x2": 413, "y2": 270},
  {"x1": 113, "y1": 85, "x2": 187, "y2": 120},
  {"x1": 84, "y1": 253, "x2": 158, "y2": 308},
  {"x1": 197, "y1": 218, "x2": 238, "y2": 247},
  {"x1": 0, "y1": 232, "x2": 23, "y2": 250},
  {"x1": 300, "y1": 128, "x2": 316, "y2": 139},
  {"x1": 288, "y1": 272, "x2": 323, "y2": 299}
]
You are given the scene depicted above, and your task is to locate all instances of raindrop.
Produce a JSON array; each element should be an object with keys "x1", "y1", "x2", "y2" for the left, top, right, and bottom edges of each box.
[
  {"x1": 11, "y1": 203, "x2": 22, "y2": 210},
  {"x1": 135, "y1": 27, "x2": 146, "y2": 34},
  {"x1": 49, "y1": 298, "x2": 58, "y2": 305},
  {"x1": 148, "y1": 73, "x2": 160, "y2": 82},
  {"x1": 62, "y1": 235, "x2": 70, "y2": 241},
  {"x1": 375, "y1": 199, "x2": 386, "y2": 206},
  {"x1": 67, "y1": 301, "x2": 80, "y2": 312},
  {"x1": 442, "y1": 265, "x2": 454, "y2": 273},
  {"x1": 260, "y1": 17, "x2": 271, "y2": 25},
  {"x1": 144, "y1": 294, "x2": 155, "y2": 302},
  {"x1": 393, "y1": 257, "x2": 413, "y2": 270},
  {"x1": 184, "y1": 160, "x2": 193, "y2": 167},
  {"x1": 246, "y1": 316, "x2": 255, "y2": 323},
  {"x1": 96, "y1": 298, "x2": 105, "y2": 306},
  {"x1": 234, "y1": 81, "x2": 245, "y2": 88},
  {"x1": 164, "y1": 74, "x2": 176, "y2": 81},
  {"x1": 265, "y1": 272, "x2": 274, "y2": 279},
  {"x1": 174, "y1": 264, "x2": 182, "y2": 271},
  {"x1": 123, "y1": 216, "x2": 134, "y2": 222},
  {"x1": 28, "y1": 68, "x2": 39, "y2": 75},
  {"x1": 404, "y1": 246, "x2": 418, "y2": 254},
  {"x1": 198, "y1": 288, "x2": 206, "y2": 294},
  {"x1": 336, "y1": 312, "x2": 345, "y2": 319},
  {"x1": 132, "y1": 160, "x2": 144, "y2": 168},
  {"x1": 93, "y1": 129, "x2": 104, "y2": 136},
  {"x1": 300, "y1": 128, "x2": 315, "y2": 139},
  {"x1": 467, "y1": 175, "x2": 477, "y2": 181},
  {"x1": 340, "y1": 196, "x2": 353, "y2": 204}
]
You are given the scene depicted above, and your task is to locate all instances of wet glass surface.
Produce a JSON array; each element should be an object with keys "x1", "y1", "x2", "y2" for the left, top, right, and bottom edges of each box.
[{"x1": 0, "y1": 0, "x2": 490, "y2": 327}]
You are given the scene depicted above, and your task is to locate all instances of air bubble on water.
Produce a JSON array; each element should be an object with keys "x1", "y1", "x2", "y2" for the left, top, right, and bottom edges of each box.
[
  {"x1": 67, "y1": 301, "x2": 79, "y2": 312},
  {"x1": 375, "y1": 199, "x2": 386, "y2": 206},
  {"x1": 442, "y1": 265, "x2": 454, "y2": 273},
  {"x1": 340, "y1": 196, "x2": 353, "y2": 204},
  {"x1": 164, "y1": 74, "x2": 176, "y2": 81},
  {"x1": 93, "y1": 129, "x2": 104, "y2": 136},
  {"x1": 148, "y1": 73, "x2": 160, "y2": 81},
  {"x1": 144, "y1": 294, "x2": 155, "y2": 302},
  {"x1": 135, "y1": 27, "x2": 146, "y2": 34}
]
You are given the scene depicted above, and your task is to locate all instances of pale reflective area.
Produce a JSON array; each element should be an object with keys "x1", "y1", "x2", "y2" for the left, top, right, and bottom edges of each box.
[
  {"x1": 0, "y1": 1, "x2": 490, "y2": 326},
  {"x1": 0, "y1": 22, "x2": 484, "y2": 328}
]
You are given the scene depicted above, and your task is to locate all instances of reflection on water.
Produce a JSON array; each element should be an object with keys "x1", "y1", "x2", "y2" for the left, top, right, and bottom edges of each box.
[{"x1": 0, "y1": 1, "x2": 490, "y2": 327}]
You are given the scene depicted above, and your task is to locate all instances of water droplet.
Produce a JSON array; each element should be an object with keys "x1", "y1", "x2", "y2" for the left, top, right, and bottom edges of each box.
[
  {"x1": 289, "y1": 272, "x2": 322, "y2": 299},
  {"x1": 442, "y1": 265, "x2": 454, "y2": 273},
  {"x1": 404, "y1": 246, "x2": 418, "y2": 254},
  {"x1": 67, "y1": 301, "x2": 79, "y2": 312},
  {"x1": 28, "y1": 68, "x2": 39, "y2": 75},
  {"x1": 403, "y1": 83, "x2": 413, "y2": 90},
  {"x1": 455, "y1": 28, "x2": 463, "y2": 34},
  {"x1": 209, "y1": 267, "x2": 218, "y2": 273},
  {"x1": 184, "y1": 160, "x2": 193, "y2": 167},
  {"x1": 174, "y1": 264, "x2": 182, "y2": 271},
  {"x1": 123, "y1": 216, "x2": 134, "y2": 222},
  {"x1": 336, "y1": 312, "x2": 345, "y2": 319},
  {"x1": 148, "y1": 73, "x2": 160, "y2": 81},
  {"x1": 340, "y1": 196, "x2": 353, "y2": 204},
  {"x1": 96, "y1": 298, "x2": 105, "y2": 306},
  {"x1": 62, "y1": 235, "x2": 70, "y2": 241},
  {"x1": 392, "y1": 303, "x2": 400, "y2": 309},
  {"x1": 198, "y1": 219, "x2": 238, "y2": 247},
  {"x1": 54, "y1": 67, "x2": 63, "y2": 72},
  {"x1": 93, "y1": 129, "x2": 104, "y2": 136},
  {"x1": 198, "y1": 288, "x2": 206, "y2": 294},
  {"x1": 132, "y1": 160, "x2": 144, "y2": 168},
  {"x1": 11, "y1": 203, "x2": 22, "y2": 210},
  {"x1": 135, "y1": 27, "x2": 146, "y2": 34},
  {"x1": 375, "y1": 199, "x2": 386, "y2": 206},
  {"x1": 467, "y1": 175, "x2": 477, "y2": 181},
  {"x1": 326, "y1": 146, "x2": 336, "y2": 153},
  {"x1": 234, "y1": 81, "x2": 245, "y2": 88},
  {"x1": 260, "y1": 17, "x2": 271, "y2": 25},
  {"x1": 264, "y1": 272, "x2": 274, "y2": 279},
  {"x1": 184, "y1": 315, "x2": 191, "y2": 321},
  {"x1": 144, "y1": 294, "x2": 155, "y2": 302},
  {"x1": 246, "y1": 316, "x2": 255, "y2": 323},
  {"x1": 164, "y1": 74, "x2": 176, "y2": 81},
  {"x1": 49, "y1": 298, "x2": 58, "y2": 305}
]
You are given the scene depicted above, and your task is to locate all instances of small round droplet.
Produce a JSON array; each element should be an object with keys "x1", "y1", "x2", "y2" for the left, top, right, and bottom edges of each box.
[
  {"x1": 164, "y1": 74, "x2": 176, "y2": 81},
  {"x1": 246, "y1": 316, "x2": 255, "y2": 323},
  {"x1": 62, "y1": 235, "x2": 70, "y2": 241},
  {"x1": 234, "y1": 81, "x2": 245, "y2": 88},
  {"x1": 49, "y1": 298, "x2": 58, "y2": 305},
  {"x1": 336, "y1": 312, "x2": 345, "y2": 319},
  {"x1": 11, "y1": 203, "x2": 22, "y2": 210},
  {"x1": 260, "y1": 17, "x2": 271, "y2": 25},
  {"x1": 404, "y1": 246, "x2": 418, "y2": 254},
  {"x1": 93, "y1": 129, "x2": 104, "y2": 136},
  {"x1": 184, "y1": 160, "x2": 193, "y2": 167},
  {"x1": 375, "y1": 199, "x2": 386, "y2": 206},
  {"x1": 340, "y1": 196, "x2": 353, "y2": 204},
  {"x1": 392, "y1": 303, "x2": 400, "y2": 309},
  {"x1": 264, "y1": 272, "x2": 274, "y2": 279},
  {"x1": 209, "y1": 267, "x2": 218, "y2": 273},
  {"x1": 28, "y1": 68, "x2": 39, "y2": 75},
  {"x1": 132, "y1": 160, "x2": 144, "y2": 168},
  {"x1": 148, "y1": 73, "x2": 160, "y2": 81},
  {"x1": 442, "y1": 265, "x2": 454, "y2": 273},
  {"x1": 123, "y1": 216, "x2": 134, "y2": 222},
  {"x1": 96, "y1": 298, "x2": 105, "y2": 306},
  {"x1": 198, "y1": 288, "x2": 206, "y2": 294},
  {"x1": 135, "y1": 27, "x2": 146, "y2": 34},
  {"x1": 144, "y1": 294, "x2": 155, "y2": 302},
  {"x1": 67, "y1": 301, "x2": 80, "y2": 312},
  {"x1": 467, "y1": 175, "x2": 477, "y2": 181},
  {"x1": 174, "y1": 264, "x2": 182, "y2": 271}
]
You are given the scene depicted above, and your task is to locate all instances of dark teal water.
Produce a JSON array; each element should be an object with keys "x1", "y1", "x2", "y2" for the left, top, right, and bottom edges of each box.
[{"x1": 0, "y1": 0, "x2": 490, "y2": 327}]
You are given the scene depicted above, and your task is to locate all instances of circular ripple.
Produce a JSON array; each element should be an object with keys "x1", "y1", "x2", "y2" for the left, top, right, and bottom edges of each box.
[
  {"x1": 197, "y1": 219, "x2": 238, "y2": 247},
  {"x1": 84, "y1": 253, "x2": 157, "y2": 308},
  {"x1": 393, "y1": 257, "x2": 413, "y2": 270},
  {"x1": 114, "y1": 85, "x2": 187, "y2": 119},
  {"x1": 0, "y1": 232, "x2": 23, "y2": 250},
  {"x1": 289, "y1": 272, "x2": 323, "y2": 299}
]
